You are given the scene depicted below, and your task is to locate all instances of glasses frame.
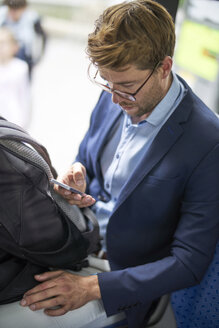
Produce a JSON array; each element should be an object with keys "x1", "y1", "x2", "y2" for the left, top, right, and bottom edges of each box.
[{"x1": 88, "y1": 61, "x2": 160, "y2": 102}]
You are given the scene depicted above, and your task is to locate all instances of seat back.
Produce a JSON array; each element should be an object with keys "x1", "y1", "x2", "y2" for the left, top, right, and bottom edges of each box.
[{"x1": 171, "y1": 241, "x2": 219, "y2": 328}]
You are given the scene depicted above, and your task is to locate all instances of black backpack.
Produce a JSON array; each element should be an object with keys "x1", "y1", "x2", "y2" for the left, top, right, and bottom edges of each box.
[{"x1": 0, "y1": 118, "x2": 100, "y2": 304}]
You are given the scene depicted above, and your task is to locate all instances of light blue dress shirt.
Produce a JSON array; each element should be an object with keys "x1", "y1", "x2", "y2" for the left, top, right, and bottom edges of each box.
[{"x1": 93, "y1": 72, "x2": 187, "y2": 251}]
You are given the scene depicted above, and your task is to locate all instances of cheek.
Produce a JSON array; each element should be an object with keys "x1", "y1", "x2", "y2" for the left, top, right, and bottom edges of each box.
[{"x1": 141, "y1": 79, "x2": 161, "y2": 103}]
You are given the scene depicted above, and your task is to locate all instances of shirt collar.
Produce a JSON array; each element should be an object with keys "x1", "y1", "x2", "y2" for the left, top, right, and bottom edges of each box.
[{"x1": 146, "y1": 72, "x2": 181, "y2": 126}]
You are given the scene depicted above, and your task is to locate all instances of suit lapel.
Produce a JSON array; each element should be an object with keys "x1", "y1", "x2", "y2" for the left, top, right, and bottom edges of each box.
[
  {"x1": 92, "y1": 102, "x2": 123, "y2": 181},
  {"x1": 114, "y1": 101, "x2": 191, "y2": 211}
]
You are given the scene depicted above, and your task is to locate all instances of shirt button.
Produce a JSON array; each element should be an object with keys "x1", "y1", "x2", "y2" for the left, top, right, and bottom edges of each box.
[
  {"x1": 98, "y1": 195, "x2": 107, "y2": 202},
  {"x1": 116, "y1": 154, "x2": 119, "y2": 159},
  {"x1": 106, "y1": 183, "x2": 110, "y2": 189}
]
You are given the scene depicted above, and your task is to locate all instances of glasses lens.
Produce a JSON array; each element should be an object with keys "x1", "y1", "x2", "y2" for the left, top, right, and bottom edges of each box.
[
  {"x1": 114, "y1": 90, "x2": 136, "y2": 102},
  {"x1": 88, "y1": 64, "x2": 136, "y2": 101}
]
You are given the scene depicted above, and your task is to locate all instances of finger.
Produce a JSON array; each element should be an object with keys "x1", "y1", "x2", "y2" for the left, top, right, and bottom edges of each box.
[
  {"x1": 52, "y1": 180, "x2": 62, "y2": 194},
  {"x1": 61, "y1": 164, "x2": 82, "y2": 186},
  {"x1": 28, "y1": 295, "x2": 64, "y2": 312},
  {"x1": 44, "y1": 305, "x2": 70, "y2": 316},
  {"x1": 23, "y1": 280, "x2": 56, "y2": 298},
  {"x1": 63, "y1": 193, "x2": 82, "y2": 201},
  {"x1": 61, "y1": 169, "x2": 74, "y2": 185},
  {"x1": 78, "y1": 199, "x2": 96, "y2": 208},
  {"x1": 21, "y1": 286, "x2": 58, "y2": 307},
  {"x1": 54, "y1": 171, "x2": 75, "y2": 192},
  {"x1": 52, "y1": 178, "x2": 71, "y2": 196},
  {"x1": 23, "y1": 271, "x2": 63, "y2": 297},
  {"x1": 34, "y1": 270, "x2": 64, "y2": 282},
  {"x1": 68, "y1": 195, "x2": 95, "y2": 206}
]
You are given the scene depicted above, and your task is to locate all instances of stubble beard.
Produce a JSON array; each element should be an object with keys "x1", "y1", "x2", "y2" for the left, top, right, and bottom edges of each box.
[
  {"x1": 119, "y1": 75, "x2": 168, "y2": 121},
  {"x1": 134, "y1": 85, "x2": 165, "y2": 119}
]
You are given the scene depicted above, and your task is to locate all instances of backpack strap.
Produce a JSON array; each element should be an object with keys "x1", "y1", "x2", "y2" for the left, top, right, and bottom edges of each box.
[{"x1": 0, "y1": 118, "x2": 55, "y2": 175}]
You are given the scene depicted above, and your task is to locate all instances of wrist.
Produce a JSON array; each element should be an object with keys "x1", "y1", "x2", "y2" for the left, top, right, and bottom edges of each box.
[{"x1": 87, "y1": 274, "x2": 101, "y2": 301}]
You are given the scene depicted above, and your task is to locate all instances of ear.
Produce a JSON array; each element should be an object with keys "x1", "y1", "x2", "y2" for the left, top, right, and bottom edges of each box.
[{"x1": 160, "y1": 56, "x2": 172, "y2": 79}]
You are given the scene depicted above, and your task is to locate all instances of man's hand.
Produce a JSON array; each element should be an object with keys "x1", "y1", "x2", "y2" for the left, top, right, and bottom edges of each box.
[
  {"x1": 20, "y1": 270, "x2": 101, "y2": 316},
  {"x1": 54, "y1": 162, "x2": 95, "y2": 208}
]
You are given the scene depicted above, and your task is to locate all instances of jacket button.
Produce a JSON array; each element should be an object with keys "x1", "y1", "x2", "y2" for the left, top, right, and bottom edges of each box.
[{"x1": 118, "y1": 306, "x2": 125, "y2": 311}]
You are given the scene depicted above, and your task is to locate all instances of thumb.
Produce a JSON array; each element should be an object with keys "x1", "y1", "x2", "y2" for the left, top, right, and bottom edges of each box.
[
  {"x1": 72, "y1": 162, "x2": 86, "y2": 187},
  {"x1": 74, "y1": 171, "x2": 85, "y2": 186}
]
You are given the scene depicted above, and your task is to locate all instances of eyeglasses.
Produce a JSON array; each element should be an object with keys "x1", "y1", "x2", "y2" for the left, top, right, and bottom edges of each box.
[{"x1": 88, "y1": 62, "x2": 160, "y2": 102}]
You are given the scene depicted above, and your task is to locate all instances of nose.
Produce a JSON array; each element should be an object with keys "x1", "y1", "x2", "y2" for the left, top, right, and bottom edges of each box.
[{"x1": 111, "y1": 91, "x2": 122, "y2": 104}]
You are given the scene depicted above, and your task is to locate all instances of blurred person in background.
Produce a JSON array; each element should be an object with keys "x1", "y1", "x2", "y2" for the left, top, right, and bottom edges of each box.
[
  {"x1": 0, "y1": 0, "x2": 47, "y2": 78},
  {"x1": 0, "y1": 27, "x2": 31, "y2": 129}
]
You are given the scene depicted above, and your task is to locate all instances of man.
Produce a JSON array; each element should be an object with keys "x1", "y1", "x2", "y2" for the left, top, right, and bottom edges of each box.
[
  {"x1": 0, "y1": 0, "x2": 47, "y2": 78},
  {"x1": 4, "y1": 1, "x2": 219, "y2": 327}
]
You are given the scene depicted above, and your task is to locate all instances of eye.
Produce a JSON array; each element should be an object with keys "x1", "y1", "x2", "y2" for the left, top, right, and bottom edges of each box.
[{"x1": 122, "y1": 83, "x2": 135, "y2": 89}]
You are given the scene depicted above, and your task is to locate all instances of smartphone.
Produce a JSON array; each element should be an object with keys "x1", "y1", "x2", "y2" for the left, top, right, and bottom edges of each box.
[{"x1": 51, "y1": 179, "x2": 86, "y2": 196}]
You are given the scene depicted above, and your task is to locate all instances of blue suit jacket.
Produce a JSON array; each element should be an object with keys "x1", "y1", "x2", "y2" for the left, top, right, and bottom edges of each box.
[{"x1": 76, "y1": 76, "x2": 219, "y2": 328}]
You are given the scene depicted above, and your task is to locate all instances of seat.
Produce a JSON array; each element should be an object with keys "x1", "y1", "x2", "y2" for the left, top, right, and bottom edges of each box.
[
  {"x1": 171, "y1": 241, "x2": 219, "y2": 328},
  {"x1": 115, "y1": 294, "x2": 177, "y2": 328},
  {"x1": 145, "y1": 294, "x2": 177, "y2": 328}
]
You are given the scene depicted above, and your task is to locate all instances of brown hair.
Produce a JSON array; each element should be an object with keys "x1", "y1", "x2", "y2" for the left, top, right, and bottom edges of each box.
[
  {"x1": 3, "y1": 0, "x2": 27, "y2": 9},
  {"x1": 87, "y1": 0, "x2": 175, "y2": 70}
]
